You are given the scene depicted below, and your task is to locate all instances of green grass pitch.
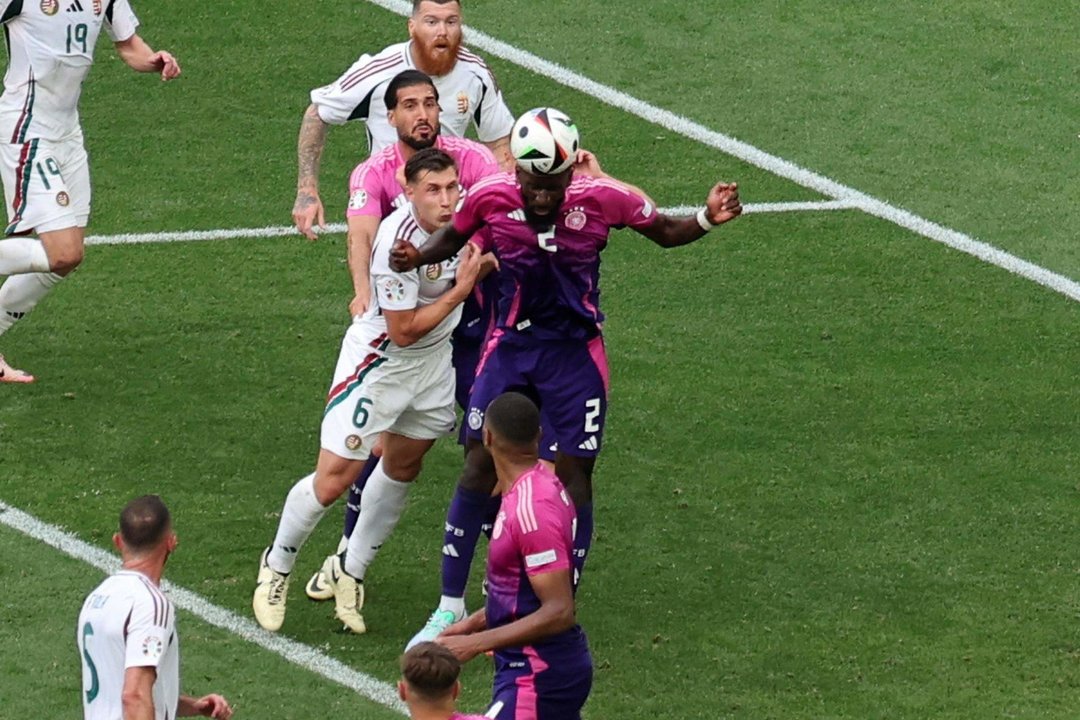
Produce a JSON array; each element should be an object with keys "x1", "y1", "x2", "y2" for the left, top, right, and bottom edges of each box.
[{"x1": 1, "y1": 1, "x2": 1078, "y2": 718}]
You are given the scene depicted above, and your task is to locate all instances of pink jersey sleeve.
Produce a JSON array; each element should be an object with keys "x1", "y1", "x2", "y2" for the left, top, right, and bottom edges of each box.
[
  {"x1": 597, "y1": 180, "x2": 657, "y2": 230},
  {"x1": 451, "y1": 181, "x2": 492, "y2": 239},
  {"x1": 515, "y1": 488, "x2": 574, "y2": 577},
  {"x1": 346, "y1": 156, "x2": 392, "y2": 218}
]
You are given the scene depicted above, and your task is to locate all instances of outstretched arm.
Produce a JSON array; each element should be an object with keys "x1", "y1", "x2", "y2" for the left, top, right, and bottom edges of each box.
[
  {"x1": 634, "y1": 181, "x2": 742, "y2": 248},
  {"x1": 389, "y1": 224, "x2": 473, "y2": 272},
  {"x1": 113, "y1": 35, "x2": 181, "y2": 79},
  {"x1": 294, "y1": 104, "x2": 330, "y2": 240}
]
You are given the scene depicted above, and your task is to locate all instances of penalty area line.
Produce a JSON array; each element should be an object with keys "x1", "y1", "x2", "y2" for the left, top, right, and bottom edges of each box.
[
  {"x1": 0, "y1": 500, "x2": 408, "y2": 716},
  {"x1": 84, "y1": 200, "x2": 854, "y2": 247}
]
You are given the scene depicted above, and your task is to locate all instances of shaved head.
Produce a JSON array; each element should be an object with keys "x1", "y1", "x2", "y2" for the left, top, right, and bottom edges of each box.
[{"x1": 485, "y1": 392, "x2": 541, "y2": 448}]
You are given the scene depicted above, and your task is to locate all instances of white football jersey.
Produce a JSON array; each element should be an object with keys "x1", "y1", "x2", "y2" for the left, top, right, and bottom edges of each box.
[
  {"x1": 310, "y1": 40, "x2": 514, "y2": 155},
  {"x1": 0, "y1": 0, "x2": 139, "y2": 143},
  {"x1": 77, "y1": 570, "x2": 179, "y2": 720},
  {"x1": 357, "y1": 202, "x2": 463, "y2": 357}
]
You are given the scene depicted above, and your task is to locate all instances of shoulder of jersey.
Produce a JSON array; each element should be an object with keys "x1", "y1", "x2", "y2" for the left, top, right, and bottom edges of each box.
[
  {"x1": 353, "y1": 144, "x2": 400, "y2": 183},
  {"x1": 568, "y1": 174, "x2": 633, "y2": 196},
  {"x1": 455, "y1": 46, "x2": 499, "y2": 82},
  {"x1": 339, "y1": 41, "x2": 411, "y2": 92},
  {"x1": 468, "y1": 172, "x2": 517, "y2": 195},
  {"x1": 438, "y1": 135, "x2": 497, "y2": 163}
]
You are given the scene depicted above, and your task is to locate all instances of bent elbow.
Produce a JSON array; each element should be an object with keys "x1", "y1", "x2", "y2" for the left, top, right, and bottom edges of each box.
[{"x1": 387, "y1": 329, "x2": 417, "y2": 348}]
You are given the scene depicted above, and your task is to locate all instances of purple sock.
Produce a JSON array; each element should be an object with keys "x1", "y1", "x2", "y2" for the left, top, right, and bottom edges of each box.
[
  {"x1": 342, "y1": 455, "x2": 380, "y2": 539},
  {"x1": 441, "y1": 486, "x2": 490, "y2": 598},
  {"x1": 480, "y1": 494, "x2": 502, "y2": 539},
  {"x1": 572, "y1": 502, "x2": 594, "y2": 588}
]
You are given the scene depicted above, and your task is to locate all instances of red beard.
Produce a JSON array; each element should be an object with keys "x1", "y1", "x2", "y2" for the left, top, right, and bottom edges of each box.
[{"x1": 413, "y1": 37, "x2": 460, "y2": 77}]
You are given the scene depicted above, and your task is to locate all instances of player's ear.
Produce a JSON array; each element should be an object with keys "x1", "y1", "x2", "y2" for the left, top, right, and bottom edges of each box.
[
  {"x1": 397, "y1": 680, "x2": 408, "y2": 702},
  {"x1": 482, "y1": 425, "x2": 493, "y2": 450},
  {"x1": 452, "y1": 679, "x2": 461, "y2": 701},
  {"x1": 112, "y1": 533, "x2": 123, "y2": 553}
]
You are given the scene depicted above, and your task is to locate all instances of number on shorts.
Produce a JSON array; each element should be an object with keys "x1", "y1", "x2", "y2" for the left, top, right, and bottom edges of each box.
[
  {"x1": 584, "y1": 398, "x2": 601, "y2": 433},
  {"x1": 81, "y1": 622, "x2": 100, "y2": 704},
  {"x1": 67, "y1": 23, "x2": 89, "y2": 54},
  {"x1": 537, "y1": 226, "x2": 557, "y2": 253},
  {"x1": 35, "y1": 158, "x2": 62, "y2": 190},
  {"x1": 352, "y1": 397, "x2": 373, "y2": 429}
]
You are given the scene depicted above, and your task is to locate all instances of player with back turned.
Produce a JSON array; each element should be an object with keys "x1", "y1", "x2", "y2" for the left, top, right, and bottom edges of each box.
[{"x1": 393, "y1": 107, "x2": 743, "y2": 646}]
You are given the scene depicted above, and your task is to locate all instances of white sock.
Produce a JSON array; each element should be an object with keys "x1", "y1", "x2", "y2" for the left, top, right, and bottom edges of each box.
[
  {"x1": 343, "y1": 461, "x2": 411, "y2": 580},
  {"x1": 438, "y1": 595, "x2": 466, "y2": 617},
  {"x1": 0, "y1": 237, "x2": 50, "y2": 275},
  {"x1": 0, "y1": 272, "x2": 62, "y2": 336},
  {"x1": 267, "y1": 473, "x2": 329, "y2": 574},
  {"x1": 336, "y1": 535, "x2": 348, "y2": 554}
]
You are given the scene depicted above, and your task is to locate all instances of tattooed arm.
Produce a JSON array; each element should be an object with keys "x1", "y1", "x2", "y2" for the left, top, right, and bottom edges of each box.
[{"x1": 293, "y1": 104, "x2": 330, "y2": 240}]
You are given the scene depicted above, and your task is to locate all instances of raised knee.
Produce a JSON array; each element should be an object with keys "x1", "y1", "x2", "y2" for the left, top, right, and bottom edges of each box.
[{"x1": 49, "y1": 245, "x2": 84, "y2": 275}]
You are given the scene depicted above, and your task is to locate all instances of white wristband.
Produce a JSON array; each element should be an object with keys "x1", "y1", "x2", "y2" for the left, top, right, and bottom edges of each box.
[{"x1": 696, "y1": 208, "x2": 716, "y2": 232}]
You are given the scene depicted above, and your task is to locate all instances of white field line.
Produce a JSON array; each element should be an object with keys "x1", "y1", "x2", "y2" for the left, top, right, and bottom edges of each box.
[
  {"x1": 84, "y1": 201, "x2": 850, "y2": 247},
  {"x1": 0, "y1": 501, "x2": 408, "y2": 716},
  {"x1": 358, "y1": 0, "x2": 1080, "y2": 304}
]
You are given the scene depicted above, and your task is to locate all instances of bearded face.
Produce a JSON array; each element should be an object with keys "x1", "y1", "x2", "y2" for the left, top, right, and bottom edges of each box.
[{"x1": 408, "y1": 1, "x2": 463, "y2": 77}]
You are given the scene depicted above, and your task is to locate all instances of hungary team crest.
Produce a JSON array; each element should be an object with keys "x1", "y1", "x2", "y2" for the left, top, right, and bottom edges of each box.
[{"x1": 40, "y1": 0, "x2": 59, "y2": 15}]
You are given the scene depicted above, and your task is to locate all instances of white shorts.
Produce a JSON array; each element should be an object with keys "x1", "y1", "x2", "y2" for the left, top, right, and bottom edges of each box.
[
  {"x1": 320, "y1": 328, "x2": 456, "y2": 460},
  {"x1": 1, "y1": 133, "x2": 90, "y2": 236}
]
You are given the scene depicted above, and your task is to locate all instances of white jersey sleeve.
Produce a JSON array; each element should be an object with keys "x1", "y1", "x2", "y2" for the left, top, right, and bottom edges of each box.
[
  {"x1": 104, "y1": 0, "x2": 140, "y2": 42},
  {"x1": 310, "y1": 44, "x2": 409, "y2": 127},
  {"x1": 369, "y1": 215, "x2": 421, "y2": 312},
  {"x1": 124, "y1": 582, "x2": 175, "y2": 670},
  {"x1": 458, "y1": 50, "x2": 514, "y2": 142}
]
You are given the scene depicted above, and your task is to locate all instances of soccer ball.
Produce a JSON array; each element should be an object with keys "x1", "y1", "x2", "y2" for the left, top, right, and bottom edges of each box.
[{"x1": 510, "y1": 107, "x2": 580, "y2": 175}]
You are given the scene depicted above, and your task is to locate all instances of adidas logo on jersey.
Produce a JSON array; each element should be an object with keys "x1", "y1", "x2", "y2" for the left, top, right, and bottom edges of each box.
[
  {"x1": 507, "y1": 209, "x2": 526, "y2": 222},
  {"x1": 65, "y1": 0, "x2": 84, "y2": 11},
  {"x1": 578, "y1": 436, "x2": 598, "y2": 451}
]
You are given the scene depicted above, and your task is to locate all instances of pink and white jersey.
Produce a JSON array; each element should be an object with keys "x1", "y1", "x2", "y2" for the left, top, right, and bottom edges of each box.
[
  {"x1": 486, "y1": 463, "x2": 588, "y2": 664},
  {"x1": 346, "y1": 135, "x2": 498, "y2": 219},
  {"x1": 455, "y1": 173, "x2": 656, "y2": 341}
]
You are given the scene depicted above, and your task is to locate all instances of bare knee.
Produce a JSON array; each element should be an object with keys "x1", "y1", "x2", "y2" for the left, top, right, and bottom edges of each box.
[
  {"x1": 40, "y1": 230, "x2": 85, "y2": 275},
  {"x1": 382, "y1": 455, "x2": 422, "y2": 481},
  {"x1": 313, "y1": 450, "x2": 365, "y2": 505}
]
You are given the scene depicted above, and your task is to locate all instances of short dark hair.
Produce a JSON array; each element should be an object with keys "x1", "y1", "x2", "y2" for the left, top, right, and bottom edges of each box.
[
  {"x1": 385, "y1": 69, "x2": 438, "y2": 110},
  {"x1": 119, "y1": 495, "x2": 172, "y2": 553},
  {"x1": 400, "y1": 642, "x2": 461, "y2": 702},
  {"x1": 485, "y1": 392, "x2": 541, "y2": 447},
  {"x1": 404, "y1": 147, "x2": 457, "y2": 184},
  {"x1": 412, "y1": 0, "x2": 460, "y2": 14}
]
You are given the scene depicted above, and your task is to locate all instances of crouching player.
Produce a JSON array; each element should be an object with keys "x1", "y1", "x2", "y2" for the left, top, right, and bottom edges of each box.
[
  {"x1": 253, "y1": 147, "x2": 481, "y2": 634},
  {"x1": 437, "y1": 392, "x2": 591, "y2": 720}
]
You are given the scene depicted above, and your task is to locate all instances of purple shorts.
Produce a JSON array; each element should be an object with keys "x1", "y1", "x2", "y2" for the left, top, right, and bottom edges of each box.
[
  {"x1": 453, "y1": 336, "x2": 557, "y2": 461},
  {"x1": 465, "y1": 332, "x2": 609, "y2": 458},
  {"x1": 487, "y1": 649, "x2": 592, "y2": 720}
]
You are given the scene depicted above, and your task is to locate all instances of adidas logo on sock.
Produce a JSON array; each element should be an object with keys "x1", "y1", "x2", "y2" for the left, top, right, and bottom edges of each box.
[
  {"x1": 442, "y1": 544, "x2": 459, "y2": 557},
  {"x1": 6, "y1": 311, "x2": 25, "y2": 320}
]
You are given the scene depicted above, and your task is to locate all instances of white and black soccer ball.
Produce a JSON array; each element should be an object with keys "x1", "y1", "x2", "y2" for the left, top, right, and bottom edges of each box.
[{"x1": 510, "y1": 107, "x2": 580, "y2": 175}]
